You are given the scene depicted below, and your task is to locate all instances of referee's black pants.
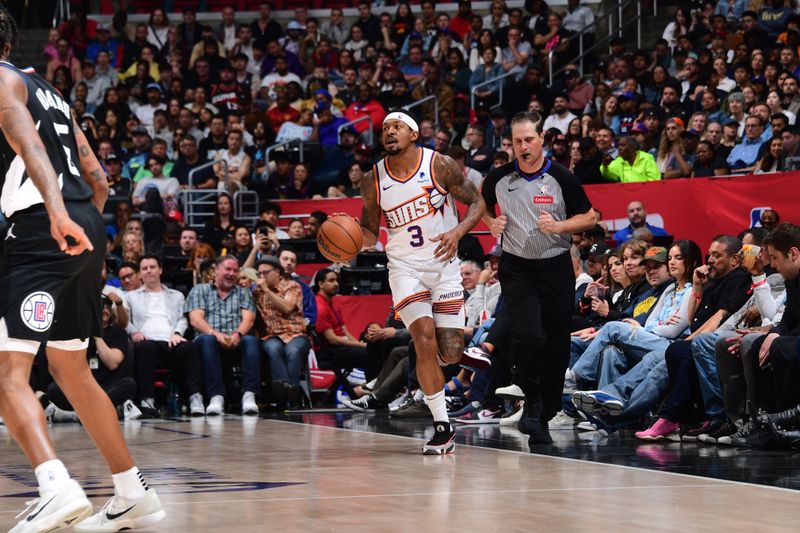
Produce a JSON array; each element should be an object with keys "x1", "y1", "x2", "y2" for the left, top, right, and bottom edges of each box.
[{"x1": 499, "y1": 251, "x2": 574, "y2": 422}]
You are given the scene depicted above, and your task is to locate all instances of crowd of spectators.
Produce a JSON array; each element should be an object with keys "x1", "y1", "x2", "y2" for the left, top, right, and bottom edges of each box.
[{"x1": 18, "y1": 2, "x2": 800, "y2": 449}]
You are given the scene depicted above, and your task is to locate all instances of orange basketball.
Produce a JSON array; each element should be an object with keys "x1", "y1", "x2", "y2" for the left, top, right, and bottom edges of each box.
[{"x1": 317, "y1": 214, "x2": 363, "y2": 262}]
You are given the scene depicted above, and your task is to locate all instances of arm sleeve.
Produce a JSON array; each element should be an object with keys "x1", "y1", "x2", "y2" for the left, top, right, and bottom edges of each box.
[
  {"x1": 173, "y1": 292, "x2": 188, "y2": 335},
  {"x1": 241, "y1": 289, "x2": 257, "y2": 313}
]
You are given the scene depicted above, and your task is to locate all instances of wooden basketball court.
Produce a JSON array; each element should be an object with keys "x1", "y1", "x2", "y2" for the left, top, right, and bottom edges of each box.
[{"x1": 0, "y1": 415, "x2": 798, "y2": 532}]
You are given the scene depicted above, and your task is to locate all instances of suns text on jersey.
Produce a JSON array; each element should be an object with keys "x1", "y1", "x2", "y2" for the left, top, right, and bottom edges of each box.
[
  {"x1": 34, "y1": 88, "x2": 71, "y2": 121},
  {"x1": 383, "y1": 193, "x2": 433, "y2": 229}
]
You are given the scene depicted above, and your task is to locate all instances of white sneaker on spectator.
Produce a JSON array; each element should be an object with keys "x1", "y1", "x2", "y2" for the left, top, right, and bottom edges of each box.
[
  {"x1": 495, "y1": 384, "x2": 525, "y2": 400},
  {"x1": 242, "y1": 392, "x2": 259, "y2": 415},
  {"x1": 189, "y1": 393, "x2": 204, "y2": 417},
  {"x1": 499, "y1": 400, "x2": 525, "y2": 426},
  {"x1": 563, "y1": 368, "x2": 577, "y2": 394},
  {"x1": 10, "y1": 479, "x2": 92, "y2": 533},
  {"x1": 549, "y1": 410, "x2": 578, "y2": 429},
  {"x1": 388, "y1": 391, "x2": 409, "y2": 411},
  {"x1": 73, "y1": 489, "x2": 165, "y2": 532},
  {"x1": 206, "y1": 395, "x2": 224, "y2": 416},
  {"x1": 345, "y1": 368, "x2": 366, "y2": 387},
  {"x1": 123, "y1": 400, "x2": 142, "y2": 421},
  {"x1": 576, "y1": 421, "x2": 596, "y2": 432}
]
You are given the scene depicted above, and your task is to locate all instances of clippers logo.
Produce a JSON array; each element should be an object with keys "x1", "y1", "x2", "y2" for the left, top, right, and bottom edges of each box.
[{"x1": 20, "y1": 292, "x2": 54, "y2": 331}]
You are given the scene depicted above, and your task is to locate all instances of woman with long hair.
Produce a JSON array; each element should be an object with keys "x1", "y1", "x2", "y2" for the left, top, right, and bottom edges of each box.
[
  {"x1": 766, "y1": 88, "x2": 796, "y2": 125},
  {"x1": 202, "y1": 193, "x2": 241, "y2": 253},
  {"x1": 657, "y1": 118, "x2": 689, "y2": 177},
  {"x1": 285, "y1": 163, "x2": 314, "y2": 199},
  {"x1": 187, "y1": 243, "x2": 217, "y2": 286},
  {"x1": 121, "y1": 231, "x2": 145, "y2": 263},
  {"x1": 607, "y1": 250, "x2": 631, "y2": 305},
  {"x1": 755, "y1": 137, "x2": 784, "y2": 174},
  {"x1": 468, "y1": 29, "x2": 501, "y2": 70},
  {"x1": 232, "y1": 226, "x2": 254, "y2": 264},
  {"x1": 443, "y1": 48, "x2": 471, "y2": 95},
  {"x1": 662, "y1": 7, "x2": 688, "y2": 48},
  {"x1": 469, "y1": 46, "x2": 505, "y2": 108},
  {"x1": 688, "y1": 111, "x2": 708, "y2": 136},
  {"x1": 750, "y1": 49, "x2": 766, "y2": 79},
  {"x1": 598, "y1": 94, "x2": 621, "y2": 135},
  {"x1": 392, "y1": 1, "x2": 415, "y2": 50}
]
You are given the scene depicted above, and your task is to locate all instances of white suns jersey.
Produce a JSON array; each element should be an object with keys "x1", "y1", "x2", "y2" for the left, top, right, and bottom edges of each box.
[{"x1": 375, "y1": 147, "x2": 459, "y2": 264}]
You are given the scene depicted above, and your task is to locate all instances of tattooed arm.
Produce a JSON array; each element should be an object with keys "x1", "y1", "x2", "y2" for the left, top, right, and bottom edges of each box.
[
  {"x1": 430, "y1": 153, "x2": 486, "y2": 261},
  {"x1": 0, "y1": 69, "x2": 92, "y2": 254},
  {"x1": 74, "y1": 120, "x2": 109, "y2": 212},
  {"x1": 359, "y1": 169, "x2": 381, "y2": 250}
]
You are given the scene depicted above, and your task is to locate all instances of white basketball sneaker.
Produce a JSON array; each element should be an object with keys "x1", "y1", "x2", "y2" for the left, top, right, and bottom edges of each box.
[
  {"x1": 73, "y1": 489, "x2": 165, "y2": 532},
  {"x1": 9, "y1": 479, "x2": 93, "y2": 533}
]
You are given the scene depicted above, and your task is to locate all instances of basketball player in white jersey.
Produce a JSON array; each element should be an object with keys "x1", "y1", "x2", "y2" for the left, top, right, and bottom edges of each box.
[{"x1": 360, "y1": 111, "x2": 485, "y2": 454}]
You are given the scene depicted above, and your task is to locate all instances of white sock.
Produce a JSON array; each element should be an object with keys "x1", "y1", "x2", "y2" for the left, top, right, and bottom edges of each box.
[
  {"x1": 112, "y1": 466, "x2": 148, "y2": 501},
  {"x1": 423, "y1": 390, "x2": 449, "y2": 423},
  {"x1": 35, "y1": 459, "x2": 70, "y2": 493}
]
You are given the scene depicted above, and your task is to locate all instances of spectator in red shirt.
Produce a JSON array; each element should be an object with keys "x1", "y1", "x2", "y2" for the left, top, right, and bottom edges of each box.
[
  {"x1": 314, "y1": 268, "x2": 380, "y2": 380},
  {"x1": 267, "y1": 91, "x2": 300, "y2": 135},
  {"x1": 344, "y1": 83, "x2": 387, "y2": 135},
  {"x1": 449, "y1": 0, "x2": 474, "y2": 40}
]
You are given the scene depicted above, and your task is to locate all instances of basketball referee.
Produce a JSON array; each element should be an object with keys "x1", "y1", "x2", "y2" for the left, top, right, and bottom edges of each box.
[{"x1": 481, "y1": 112, "x2": 596, "y2": 446}]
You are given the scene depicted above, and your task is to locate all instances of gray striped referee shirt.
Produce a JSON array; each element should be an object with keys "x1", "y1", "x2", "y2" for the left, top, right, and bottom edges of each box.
[{"x1": 481, "y1": 159, "x2": 592, "y2": 260}]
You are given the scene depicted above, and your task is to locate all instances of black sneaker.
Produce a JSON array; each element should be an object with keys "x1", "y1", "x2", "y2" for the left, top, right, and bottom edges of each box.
[
  {"x1": 698, "y1": 421, "x2": 738, "y2": 444},
  {"x1": 719, "y1": 419, "x2": 757, "y2": 446},
  {"x1": 761, "y1": 403, "x2": 800, "y2": 430},
  {"x1": 343, "y1": 395, "x2": 389, "y2": 413},
  {"x1": 422, "y1": 422, "x2": 455, "y2": 455},
  {"x1": 732, "y1": 422, "x2": 774, "y2": 448},
  {"x1": 518, "y1": 415, "x2": 553, "y2": 444}
]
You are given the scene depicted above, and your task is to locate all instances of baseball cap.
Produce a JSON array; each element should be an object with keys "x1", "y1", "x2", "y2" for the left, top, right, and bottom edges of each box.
[
  {"x1": 356, "y1": 143, "x2": 373, "y2": 155},
  {"x1": 315, "y1": 89, "x2": 332, "y2": 100},
  {"x1": 287, "y1": 20, "x2": 305, "y2": 30},
  {"x1": 643, "y1": 246, "x2": 668, "y2": 264},
  {"x1": 618, "y1": 91, "x2": 638, "y2": 102},
  {"x1": 564, "y1": 69, "x2": 580, "y2": 78},
  {"x1": 632, "y1": 123, "x2": 649, "y2": 134},
  {"x1": 105, "y1": 153, "x2": 120, "y2": 162},
  {"x1": 340, "y1": 125, "x2": 358, "y2": 137},
  {"x1": 81, "y1": 112, "x2": 96, "y2": 121},
  {"x1": 642, "y1": 108, "x2": 658, "y2": 118},
  {"x1": 145, "y1": 82, "x2": 162, "y2": 92},
  {"x1": 132, "y1": 125, "x2": 150, "y2": 136},
  {"x1": 588, "y1": 243, "x2": 611, "y2": 258}
]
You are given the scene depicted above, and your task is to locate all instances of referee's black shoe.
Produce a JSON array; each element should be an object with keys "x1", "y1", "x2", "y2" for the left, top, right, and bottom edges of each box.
[{"x1": 517, "y1": 406, "x2": 553, "y2": 445}]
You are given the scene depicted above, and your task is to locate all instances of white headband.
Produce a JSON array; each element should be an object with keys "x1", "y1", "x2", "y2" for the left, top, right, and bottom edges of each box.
[{"x1": 383, "y1": 112, "x2": 419, "y2": 133}]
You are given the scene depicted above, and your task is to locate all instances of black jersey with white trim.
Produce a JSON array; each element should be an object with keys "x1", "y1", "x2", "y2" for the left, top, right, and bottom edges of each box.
[{"x1": 0, "y1": 61, "x2": 93, "y2": 217}]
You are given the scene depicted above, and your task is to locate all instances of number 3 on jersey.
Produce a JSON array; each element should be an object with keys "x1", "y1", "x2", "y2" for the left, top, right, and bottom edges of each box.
[{"x1": 408, "y1": 225, "x2": 424, "y2": 247}]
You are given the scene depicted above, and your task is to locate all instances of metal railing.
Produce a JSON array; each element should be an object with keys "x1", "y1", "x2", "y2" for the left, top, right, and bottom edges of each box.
[
  {"x1": 264, "y1": 138, "x2": 306, "y2": 167},
  {"x1": 52, "y1": 0, "x2": 70, "y2": 28},
  {"x1": 548, "y1": 0, "x2": 654, "y2": 85},
  {"x1": 470, "y1": 70, "x2": 516, "y2": 112},
  {"x1": 188, "y1": 158, "x2": 227, "y2": 189},
  {"x1": 338, "y1": 115, "x2": 374, "y2": 146},
  {"x1": 403, "y1": 95, "x2": 439, "y2": 126},
  {"x1": 181, "y1": 159, "x2": 229, "y2": 229},
  {"x1": 234, "y1": 190, "x2": 260, "y2": 228}
]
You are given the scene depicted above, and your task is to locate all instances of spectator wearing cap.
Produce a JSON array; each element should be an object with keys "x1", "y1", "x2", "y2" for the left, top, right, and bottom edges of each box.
[
  {"x1": 104, "y1": 153, "x2": 131, "y2": 197},
  {"x1": 543, "y1": 93, "x2": 578, "y2": 135},
  {"x1": 564, "y1": 69, "x2": 593, "y2": 115},
  {"x1": 727, "y1": 115, "x2": 766, "y2": 172},
  {"x1": 310, "y1": 102, "x2": 349, "y2": 150},
  {"x1": 617, "y1": 92, "x2": 640, "y2": 136},
  {"x1": 72, "y1": 58, "x2": 110, "y2": 112},
  {"x1": 86, "y1": 22, "x2": 122, "y2": 67},
  {"x1": 601, "y1": 136, "x2": 660, "y2": 183},
  {"x1": 586, "y1": 242, "x2": 611, "y2": 281},
  {"x1": 281, "y1": 20, "x2": 305, "y2": 57},
  {"x1": 261, "y1": 56, "x2": 302, "y2": 101},
  {"x1": 469, "y1": 46, "x2": 505, "y2": 108},
  {"x1": 135, "y1": 83, "x2": 166, "y2": 128},
  {"x1": 123, "y1": 126, "x2": 152, "y2": 180},
  {"x1": 573, "y1": 137, "x2": 605, "y2": 184}
]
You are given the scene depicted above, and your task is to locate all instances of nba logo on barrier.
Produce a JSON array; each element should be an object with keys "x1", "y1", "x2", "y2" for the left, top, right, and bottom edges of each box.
[
  {"x1": 20, "y1": 292, "x2": 54, "y2": 331},
  {"x1": 750, "y1": 207, "x2": 771, "y2": 228}
]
